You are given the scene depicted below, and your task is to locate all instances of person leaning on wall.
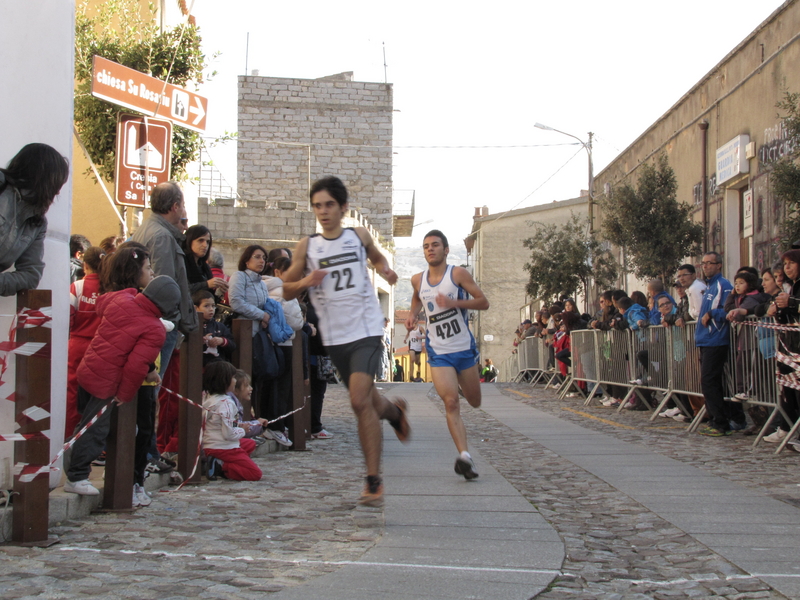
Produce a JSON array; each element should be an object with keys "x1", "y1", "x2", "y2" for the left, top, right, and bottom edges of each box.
[{"x1": 0, "y1": 143, "x2": 70, "y2": 296}]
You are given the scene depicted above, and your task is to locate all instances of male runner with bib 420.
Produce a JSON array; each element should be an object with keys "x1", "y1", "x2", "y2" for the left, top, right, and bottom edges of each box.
[
  {"x1": 282, "y1": 176, "x2": 410, "y2": 507},
  {"x1": 406, "y1": 230, "x2": 489, "y2": 480}
]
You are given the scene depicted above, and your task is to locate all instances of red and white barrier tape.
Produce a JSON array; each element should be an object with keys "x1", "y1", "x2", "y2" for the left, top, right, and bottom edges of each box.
[{"x1": 0, "y1": 306, "x2": 53, "y2": 399}]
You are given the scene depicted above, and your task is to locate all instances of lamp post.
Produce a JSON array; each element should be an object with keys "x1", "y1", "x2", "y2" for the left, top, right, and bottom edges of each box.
[{"x1": 534, "y1": 123, "x2": 594, "y2": 235}]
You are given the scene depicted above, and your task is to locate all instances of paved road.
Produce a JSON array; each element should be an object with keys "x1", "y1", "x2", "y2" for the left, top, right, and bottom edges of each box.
[{"x1": 1, "y1": 381, "x2": 799, "y2": 599}]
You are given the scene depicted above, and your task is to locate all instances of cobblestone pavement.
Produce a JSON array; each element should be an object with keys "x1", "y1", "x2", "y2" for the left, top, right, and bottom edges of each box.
[
  {"x1": 459, "y1": 383, "x2": 800, "y2": 599},
  {"x1": 1, "y1": 381, "x2": 798, "y2": 599}
]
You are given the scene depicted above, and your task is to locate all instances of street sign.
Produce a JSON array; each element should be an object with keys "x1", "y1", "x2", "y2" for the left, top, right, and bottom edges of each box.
[
  {"x1": 91, "y1": 55, "x2": 208, "y2": 133},
  {"x1": 115, "y1": 114, "x2": 172, "y2": 208}
]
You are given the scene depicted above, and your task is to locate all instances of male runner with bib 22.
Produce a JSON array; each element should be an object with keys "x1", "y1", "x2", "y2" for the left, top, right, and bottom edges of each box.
[
  {"x1": 406, "y1": 230, "x2": 489, "y2": 479},
  {"x1": 282, "y1": 176, "x2": 410, "y2": 507}
]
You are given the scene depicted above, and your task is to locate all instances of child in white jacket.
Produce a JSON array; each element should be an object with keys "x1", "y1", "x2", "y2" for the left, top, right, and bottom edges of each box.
[{"x1": 202, "y1": 361, "x2": 262, "y2": 481}]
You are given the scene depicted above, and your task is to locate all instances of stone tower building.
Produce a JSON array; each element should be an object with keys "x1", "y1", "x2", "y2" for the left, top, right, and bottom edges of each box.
[{"x1": 236, "y1": 71, "x2": 394, "y2": 240}]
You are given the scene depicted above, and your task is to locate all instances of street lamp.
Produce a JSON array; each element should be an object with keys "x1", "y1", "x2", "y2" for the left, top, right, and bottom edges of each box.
[{"x1": 534, "y1": 122, "x2": 594, "y2": 235}]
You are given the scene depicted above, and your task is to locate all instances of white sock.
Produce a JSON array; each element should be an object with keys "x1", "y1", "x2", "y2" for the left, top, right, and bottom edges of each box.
[{"x1": 460, "y1": 451, "x2": 471, "y2": 461}]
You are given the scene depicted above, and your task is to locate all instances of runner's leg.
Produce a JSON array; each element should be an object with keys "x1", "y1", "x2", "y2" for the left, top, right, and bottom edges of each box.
[
  {"x1": 457, "y1": 364, "x2": 482, "y2": 408},
  {"x1": 431, "y1": 366, "x2": 468, "y2": 453},
  {"x1": 348, "y1": 371, "x2": 384, "y2": 476}
]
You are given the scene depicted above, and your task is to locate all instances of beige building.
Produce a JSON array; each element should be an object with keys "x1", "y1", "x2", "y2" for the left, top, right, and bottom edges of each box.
[
  {"x1": 467, "y1": 197, "x2": 588, "y2": 366},
  {"x1": 594, "y1": 1, "x2": 800, "y2": 281}
]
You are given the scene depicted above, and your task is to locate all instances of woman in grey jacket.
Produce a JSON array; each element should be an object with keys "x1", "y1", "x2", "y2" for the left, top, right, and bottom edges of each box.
[
  {"x1": 228, "y1": 245, "x2": 270, "y2": 336},
  {"x1": 0, "y1": 143, "x2": 69, "y2": 296}
]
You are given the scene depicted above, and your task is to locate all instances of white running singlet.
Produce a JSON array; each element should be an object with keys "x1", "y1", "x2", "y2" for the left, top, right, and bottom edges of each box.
[
  {"x1": 408, "y1": 329, "x2": 424, "y2": 352},
  {"x1": 306, "y1": 228, "x2": 384, "y2": 346},
  {"x1": 418, "y1": 265, "x2": 475, "y2": 355}
]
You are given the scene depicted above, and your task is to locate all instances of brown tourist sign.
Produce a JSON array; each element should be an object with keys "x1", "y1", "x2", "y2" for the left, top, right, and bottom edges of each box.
[{"x1": 91, "y1": 56, "x2": 208, "y2": 133}]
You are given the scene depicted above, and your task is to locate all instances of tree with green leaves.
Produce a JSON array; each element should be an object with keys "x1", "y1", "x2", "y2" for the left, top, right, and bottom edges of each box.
[
  {"x1": 74, "y1": 0, "x2": 207, "y2": 182},
  {"x1": 771, "y1": 91, "x2": 800, "y2": 248},
  {"x1": 522, "y1": 213, "x2": 618, "y2": 305},
  {"x1": 601, "y1": 153, "x2": 703, "y2": 283}
]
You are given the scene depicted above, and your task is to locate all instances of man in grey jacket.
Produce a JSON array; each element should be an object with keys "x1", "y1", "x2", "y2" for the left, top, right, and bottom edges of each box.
[{"x1": 131, "y1": 182, "x2": 198, "y2": 365}]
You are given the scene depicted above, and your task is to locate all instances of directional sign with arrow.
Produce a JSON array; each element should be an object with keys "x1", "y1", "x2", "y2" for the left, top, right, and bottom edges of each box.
[{"x1": 91, "y1": 56, "x2": 209, "y2": 133}]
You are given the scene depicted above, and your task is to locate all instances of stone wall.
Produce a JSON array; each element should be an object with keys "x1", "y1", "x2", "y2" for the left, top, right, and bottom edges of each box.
[
  {"x1": 592, "y1": 1, "x2": 800, "y2": 280},
  {"x1": 237, "y1": 72, "x2": 393, "y2": 240}
]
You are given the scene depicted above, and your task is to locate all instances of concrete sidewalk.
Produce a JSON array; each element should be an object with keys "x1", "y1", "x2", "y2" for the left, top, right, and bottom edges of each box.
[
  {"x1": 272, "y1": 383, "x2": 563, "y2": 600},
  {"x1": 479, "y1": 384, "x2": 800, "y2": 599}
]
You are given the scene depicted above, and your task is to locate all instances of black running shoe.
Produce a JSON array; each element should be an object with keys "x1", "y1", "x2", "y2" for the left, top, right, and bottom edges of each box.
[{"x1": 454, "y1": 456, "x2": 479, "y2": 480}]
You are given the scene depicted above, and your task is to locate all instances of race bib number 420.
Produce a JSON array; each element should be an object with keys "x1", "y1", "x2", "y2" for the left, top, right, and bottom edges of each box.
[{"x1": 429, "y1": 307, "x2": 462, "y2": 339}]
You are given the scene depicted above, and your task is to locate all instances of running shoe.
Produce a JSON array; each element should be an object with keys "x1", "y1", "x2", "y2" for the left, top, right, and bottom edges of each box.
[
  {"x1": 91, "y1": 451, "x2": 107, "y2": 467},
  {"x1": 388, "y1": 397, "x2": 411, "y2": 443},
  {"x1": 763, "y1": 428, "x2": 788, "y2": 443},
  {"x1": 64, "y1": 479, "x2": 100, "y2": 496},
  {"x1": 358, "y1": 481, "x2": 384, "y2": 507},
  {"x1": 132, "y1": 483, "x2": 152, "y2": 507},
  {"x1": 454, "y1": 456, "x2": 479, "y2": 480},
  {"x1": 698, "y1": 425, "x2": 732, "y2": 437},
  {"x1": 269, "y1": 430, "x2": 292, "y2": 447},
  {"x1": 311, "y1": 429, "x2": 334, "y2": 439}
]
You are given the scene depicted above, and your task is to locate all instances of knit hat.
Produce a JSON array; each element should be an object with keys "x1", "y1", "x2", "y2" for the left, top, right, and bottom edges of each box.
[{"x1": 142, "y1": 275, "x2": 181, "y2": 320}]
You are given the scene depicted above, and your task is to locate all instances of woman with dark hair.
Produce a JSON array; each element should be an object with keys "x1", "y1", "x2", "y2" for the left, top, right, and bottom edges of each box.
[
  {"x1": 764, "y1": 249, "x2": 800, "y2": 445},
  {"x1": 0, "y1": 143, "x2": 70, "y2": 296},
  {"x1": 183, "y1": 224, "x2": 229, "y2": 297},
  {"x1": 229, "y1": 244, "x2": 271, "y2": 335},
  {"x1": 630, "y1": 291, "x2": 648, "y2": 309}
]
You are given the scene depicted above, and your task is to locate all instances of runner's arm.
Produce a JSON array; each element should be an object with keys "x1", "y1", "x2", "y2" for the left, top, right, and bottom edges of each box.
[
  {"x1": 357, "y1": 227, "x2": 398, "y2": 285},
  {"x1": 281, "y1": 237, "x2": 328, "y2": 300},
  {"x1": 435, "y1": 267, "x2": 489, "y2": 311},
  {"x1": 405, "y1": 273, "x2": 424, "y2": 331}
]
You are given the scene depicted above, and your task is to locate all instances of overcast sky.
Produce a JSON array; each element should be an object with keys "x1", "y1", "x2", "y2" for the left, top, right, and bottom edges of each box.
[{"x1": 191, "y1": 0, "x2": 786, "y2": 249}]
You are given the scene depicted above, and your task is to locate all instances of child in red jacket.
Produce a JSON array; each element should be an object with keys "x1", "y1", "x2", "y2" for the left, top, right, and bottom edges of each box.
[
  {"x1": 65, "y1": 275, "x2": 181, "y2": 497},
  {"x1": 66, "y1": 247, "x2": 106, "y2": 437}
]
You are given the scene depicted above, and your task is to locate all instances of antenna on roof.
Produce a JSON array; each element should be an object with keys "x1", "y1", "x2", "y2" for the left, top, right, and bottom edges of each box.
[{"x1": 382, "y1": 41, "x2": 388, "y2": 84}]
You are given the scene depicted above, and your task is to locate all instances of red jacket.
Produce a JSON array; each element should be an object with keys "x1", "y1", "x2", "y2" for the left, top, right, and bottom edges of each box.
[
  {"x1": 69, "y1": 273, "x2": 101, "y2": 339},
  {"x1": 77, "y1": 288, "x2": 166, "y2": 403}
]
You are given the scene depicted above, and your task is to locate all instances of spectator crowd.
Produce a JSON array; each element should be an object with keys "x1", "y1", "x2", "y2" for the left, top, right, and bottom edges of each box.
[
  {"x1": 511, "y1": 251, "x2": 800, "y2": 447},
  {"x1": 61, "y1": 181, "x2": 344, "y2": 506}
]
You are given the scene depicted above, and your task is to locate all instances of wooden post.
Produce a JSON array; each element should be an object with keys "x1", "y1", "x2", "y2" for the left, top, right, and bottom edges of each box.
[
  {"x1": 178, "y1": 322, "x2": 204, "y2": 483},
  {"x1": 231, "y1": 319, "x2": 253, "y2": 418},
  {"x1": 102, "y1": 399, "x2": 136, "y2": 510},
  {"x1": 12, "y1": 290, "x2": 54, "y2": 546},
  {"x1": 288, "y1": 335, "x2": 308, "y2": 450}
]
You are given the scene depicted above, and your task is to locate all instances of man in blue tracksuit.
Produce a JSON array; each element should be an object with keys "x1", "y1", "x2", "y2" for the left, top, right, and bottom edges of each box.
[{"x1": 695, "y1": 251, "x2": 742, "y2": 435}]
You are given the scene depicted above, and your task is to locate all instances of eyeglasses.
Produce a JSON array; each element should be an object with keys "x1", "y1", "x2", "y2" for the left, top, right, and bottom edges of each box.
[
  {"x1": 701, "y1": 261, "x2": 720, "y2": 266},
  {"x1": 658, "y1": 303, "x2": 671, "y2": 308}
]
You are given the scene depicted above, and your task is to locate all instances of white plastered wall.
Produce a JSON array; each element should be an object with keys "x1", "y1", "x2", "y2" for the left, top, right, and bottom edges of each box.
[{"x1": 0, "y1": 2, "x2": 75, "y2": 489}]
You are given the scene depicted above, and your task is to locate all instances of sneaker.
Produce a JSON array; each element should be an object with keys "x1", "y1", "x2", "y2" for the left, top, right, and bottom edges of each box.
[
  {"x1": 358, "y1": 480, "x2": 384, "y2": 507},
  {"x1": 733, "y1": 392, "x2": 751, "y2": 401},
  {"x1": 64, "y1": 479, "x2": 100, "y2": 496},
  {"x1": 159, "y1": 454, "x2": 177, "y2": 469},
  {"x1": 607, "y1": 400, "x2": 621, "y2": 408},
  {"x1": 698, "y1": 425, "x2": 732, "y2": 437},
  {"x1": 624, "y1": 399, "x2": 637, "y2": 410},
  {"x1": 311, "y1": 429, "x2": 334, "y2": 439},
  {"x1": 601, "y1": 397, "x2": 616, "y2": 407},
  {"x1": 388, "y1": 397, "x2": 411, "y2": 443},
  {"x1": 145, "y1": 458, "x2": 175, "y2": 474},
  {"x1": 787, "y1": 439, "x2": 800, "y2": 453},
  {"x1": 729, "y1": 420, "x2": 748, "y2": 431},
  {"x1": 672, "y1": 414, "x2": 689, "y2": 422},
  {"x1": 206, "y1": 457, "x2": 222, "y2": 481},
  {"x1": 763, "y1": 428, "x2": 788, "y2": 443},
  {"x1": 132, "y1": 483, "x2": 152, "y2": 507},
  {"x1": 270, "y1": 430, "x2": 292, "y2": 447},
  {"x1": 454, "y1": 456, "x2": 479, "y2": 480},
  {"x1": 91, "y1": 451, "x2": 107, "y2": 467},
  {"x1": 169, "y1": 471, "x2": 184, "y2": 486},
  {"x1": 629, "y1": 378, "x2": 644, "y2": 386},
  {"x1": 253, "y1": 436, "x2": 267, "y2": 447},
  {"x1": 660, "y1": 407, "x2": 681, "y2": 418},
  {"x1": 566, "y1": 392, "x2": 579, "y2": 398}
]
